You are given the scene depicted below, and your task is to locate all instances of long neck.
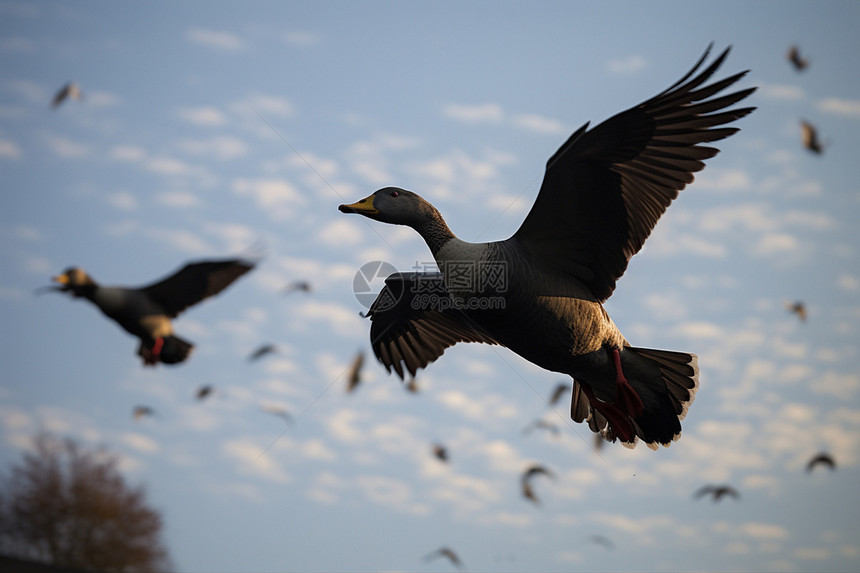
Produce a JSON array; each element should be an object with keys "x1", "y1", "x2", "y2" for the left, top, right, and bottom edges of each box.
[{"x1": 415, "y1": 212, "x2": 457, "y2": 257}]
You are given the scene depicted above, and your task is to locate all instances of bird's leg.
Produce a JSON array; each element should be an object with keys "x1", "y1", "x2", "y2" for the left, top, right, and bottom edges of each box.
[
  {"x1": 580, "y1": 383, "x2": 635, "y2": 443},
  {"x1": 151, "y1": 337, "x2": 164, "y2": 360},
  {"x1": 611, "y1": 347, "x2": 644, "y2": 417}
]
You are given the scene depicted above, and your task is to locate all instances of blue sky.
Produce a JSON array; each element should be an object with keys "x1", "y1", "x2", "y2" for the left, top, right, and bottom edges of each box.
[{"x1": 2, "y1": 1, "x2": 860, "y2": 571}]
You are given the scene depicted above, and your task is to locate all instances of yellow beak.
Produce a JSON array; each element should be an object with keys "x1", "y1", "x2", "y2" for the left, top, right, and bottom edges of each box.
[
  {"x1": 338, "y1": 194, "x2": 378, "y2": 215},
  {"x1": 52, "y1": 273, "x2": 69, "y2": 285}
]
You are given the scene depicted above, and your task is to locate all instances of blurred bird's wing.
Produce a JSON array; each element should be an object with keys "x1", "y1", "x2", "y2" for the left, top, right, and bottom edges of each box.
[{"x1": 141, "y1": 258, "x2": 255, "y2": 317}]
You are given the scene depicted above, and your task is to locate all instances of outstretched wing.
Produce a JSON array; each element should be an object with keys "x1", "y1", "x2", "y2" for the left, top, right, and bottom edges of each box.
[
  {"x1": 141, "y1": 258, "x2": 255, "y2": 317},
  {"x1": 367, "y1": 272, "x2": 498, "y2": 379},
  {"x1": 512, "y1": 45, "x2": 756, "y2": 302}
]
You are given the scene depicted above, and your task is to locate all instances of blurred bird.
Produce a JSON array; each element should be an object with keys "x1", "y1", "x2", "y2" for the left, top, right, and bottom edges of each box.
[
  {"x1": 547, "y1": 382, "x2": 570, "y2": 407},
  {"x1": 405, "y1": 377, "x2": 420, "y2": 393},
  {"x1": 349, "y1": 46, "x2": 754, "y2": 449},
  {"x1": 521, "y1": 464, "x2": 555, "y2": 505},
  {"x1": 132, "y1": 405, "x2": 154, "y2": 420},
  {"x1": 282, "y1": 280, "x2": 312, "y2": 295},
  {"x1": 800, "y1": 120, "x2": 825, "y2": 154},
  {"x1": 196, "y1": 385, "x2": 215, "y2": 401},
  {"x1": 432, "y1": 443, "x2": 449, "y2": 463},
  {"x1": 51, "y1": 81, "x2": 81, "y2": 108},
  {"x1": 806, "y1": 452, "x2": 836, "y2": 473},
  {"x1": 589, "y1": 534, "x2": 615, "y2": 550},
  {"x1": 693, "y1": 484, "x2": 740, "y2": 502},
  {"x1": 262, "y1": 404, "x2": 293, "y2": 424},
  {"x1": 345, "y1": 351, "x2": 364, "y2": 392},
  {"x1": 422, "y1": 547, "x2": 463, "y2": 570},
  {"x1": 522, "y1": 418, "x2": 561, "y2": 438},
  {"x1": 787, "y1": 45, "x2": 809, "y2": 71},
  {"x1": 248, "y1": 343, "x2": 278, "y2": 361},
  {"x1": 786, "y1": 300, "x2": 807, "y2": 322},
  {"x1": 593, "y1": 432, "x2": 606, "y2": 453},
  {"x1": 49, "y1": 258, "x2": 255, "y2": 366}
]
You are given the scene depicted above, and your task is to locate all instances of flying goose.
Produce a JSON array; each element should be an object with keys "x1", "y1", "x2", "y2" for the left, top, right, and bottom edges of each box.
[
  {"x1": 693, "y1": 484, "x2": 740, "y2": 502},
  {"x1": 51, "y1": 81, "x2": 82, "y2": 108},
  {"x1": 422, "y1": 547, "x2": 463, "y2": 570},
  {"x1": 800, "y1": 120, "x2": 825, "y2": 154},
  {"x1": 806, "y1": 452, "x2": 836, "y2": 473},
  {"x1": 340, "y1": 46, "x2": 755, "y2": 449},
  {"x1": 787, "y1": 45, "x2": 809, "y2": 72},
  {"x1": 50, "y1": 258, "x2": 255, "y2": 366},
  {"x1": 521, "y1": 464, "x2": 555, "y2": 505}
]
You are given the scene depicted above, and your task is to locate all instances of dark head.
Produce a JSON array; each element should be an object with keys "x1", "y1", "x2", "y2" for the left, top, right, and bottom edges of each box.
[
  {"x1": 51, "y1": 267, "x2": 96, "y2": 297},
  {"x1": 338, "y1": 187, "x2": 443, "y2": 228}
]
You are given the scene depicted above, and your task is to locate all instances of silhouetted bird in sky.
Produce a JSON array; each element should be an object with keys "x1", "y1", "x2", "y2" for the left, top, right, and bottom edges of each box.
[
  {"x1": 800, "y1": 120, "x2": 825, "y2": 155},
  {"x1": 521, "y1": 464, "x2": 556, "y2": 505},
  {"x1": 51, "y1": 81, "x2": 81, "y2": 108},
  {"x1": 806, "y1": 452, "x2": 836, "y2": 473},
  {"x1": 422, "y1": 547, "x2": 463, "y2": 570},
  {"x1": 589, "y1": 534, "x2": 615, "y2": 550},
  {"x1": 347, "y1": 45, "x2": 754, "y2": 449},
  {"x1": 132, "y1": 405, "x2": 154, "y2": 420},
  {"x1": 282, "y1": 280, "x2": 311, "y2": 295},
  {"x1": 262, "y1": 404, "x2": 293, "y2": 424},
  {"x1": 432, "y1": 443, "x2": 449, "y2": 463},
  {"x1": 196, "y1": 385, "x2": 215, "y2": 401},
  {"x1": 49, "y1": 258, "x2": 255, "y2": 366},
  {"x1": 548, "y1": 382, "x2": 570, "y2": 407},
  {"x1": 522, "y1": 418, "x2": 561, "y2": 438},
  {"x1": 694, "y1": 484, "x2": 740, "y2": 502},
  {"x1": 787, "y1": 45, "x2": 809, "y2": 71},
  {"x1": 345, "y1": 351, "x2": 364, "y2": 393},
  {"x1": 787, "y1": 301, "x2": 807, "y2": 322},
  {"x1": 405, "y1": 378, "x2": 419, "y2": 393},
  {"x1": 248, "y1": 343, "x2": 278, "y2": 361}
]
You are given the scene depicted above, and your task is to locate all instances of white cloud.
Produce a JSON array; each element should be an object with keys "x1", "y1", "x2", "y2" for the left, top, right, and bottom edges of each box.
[
  {"x1": 837, "y1": 275, "x2": 860, "y2": 292},
  {"x1": 186, "y1": 27, "x2": 245, "y2": 52},
  {"x1": 232, "y1": 177, "x2": 304, "y2": 218},
  {"x1": 512, "y1": 113, "x2": 565, "y2": 134},
  {"x1": 314, "y1": 219, "x2": 364, "y2": 248},
  {"x1": 177, "y1": 135, "x2": 248, "y2": 159},
  {"x1": 144, "y1": 227, "x2": 212, "y2": 254},
  {"x1": 0, "y1": 139, "x2": 22, "y2": 159},
  {"x1": 109, "y1": 144, "x2": 146, "y2": 162},
  {"x1": 222, "y1": 438, "x2": 291, "y2": 483},
  {"x1": 818, "y1": 97, "x2": 860, "y2": 118},
  {"x1": 43, "y1": 134, "x2": 89, "y2": 158},
  {"x1": 442, "y1": 102, "x2": 504, "y2": 123},
  {"x1": 106, "y1": 191, "x2": 138, "y2": 211},
  {"x1": 177, "y1": 106, "x2": 228, "y2": 127},
  {"x1": 695, "y1": 168, "x2": 752, "y2": 192},
  {"x1": 155, "y1": 191, "x2": 202, "y2": 208},
  {"x1": 759, "y1": 84, "x2": 805, "y2": 101},
  {"x1": 607, "y1": 54, "x2": 647, "y2": 74},
  {"x1": 120, "y1": 432, "x2": 158, "y2": 454},
  {"x1": 85, "y1": 90, "x2": 120, "y2": 108},
  {"x1": 231, "y1": 94, "x2": 294, "y2": 119},
  {"x1": 740, "y1": 522, "x2": 790, "y2": 540}
]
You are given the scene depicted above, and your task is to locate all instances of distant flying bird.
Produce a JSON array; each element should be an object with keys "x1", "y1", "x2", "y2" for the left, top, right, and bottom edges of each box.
[
  {"x1": 432, "y1": 443, "x2": 449, "y2": 463},
  {"x1": 800, "y1": 120, "x2": 825, "y2": 155},
  {"x1": 282, "y1": 281, "x2": 311, "y2": 295},
  {"x1": 262, "y1": 404, "x2": 293, "y2": 424},
  {"x1": 248, "y1": 343, "x2": 278, "y2": 361},
  {"x1": 589, "y1": 534, "x2": 615, "y2": 550},
  {"x1": 521, "y1": 464, "x2": 556, "y2": 505},
  {"x1": 196, "y1": 385, "x2": 215, "y2": 401},
  {"x1": 51, "y1": 81, "x2": 81, "y2": 108},
  {"x1": 347, "y1": 45, "x2": 754, "y2": 449},
  {"x1": 548, "y1": 382, "x2": 570, "y2": 407},
  {"x1": 787, "y1": 45, "x2": 809, "y2": 71},
  {"x1": 49, "y1": 258, "x2": 255, "y2": 366},
  {"x1": 405, "y1": 377, "x2": 420, "y2": 393},
  {"x1": 786, "y1": 301, "x2": 807, "y2": 322},
  {"x1": 522, "y1": 418, "x2": 561, "y2": 438},
  {"x1": 345, "y1": 351, "x2": 364, "y2": 392},
  {"x1": 693, "y1": 484, "x2": 740, "y2": 502},
  {"x1": 806, "y1": 452, "x2": 836, "y2": 473},
  {"x1": 132, "y1": 405, "x2": 154, "y2": 420},
  {"x1": 422, "y1": 547, "x2": 463, "y2": 570}
]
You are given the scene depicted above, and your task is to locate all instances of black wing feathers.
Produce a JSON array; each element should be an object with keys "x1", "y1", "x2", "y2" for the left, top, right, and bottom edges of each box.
[{"x1": 142, "y1": 259, "x2": 255, "y2": 317}]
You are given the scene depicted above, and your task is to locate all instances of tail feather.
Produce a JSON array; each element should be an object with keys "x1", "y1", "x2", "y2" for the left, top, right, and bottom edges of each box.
[
  {"x1": 159, "y1": 335, "x2": 194, "y2": 364},
  {"x1": 570, "y1": 347, "x2": 699, "y2": 450}
]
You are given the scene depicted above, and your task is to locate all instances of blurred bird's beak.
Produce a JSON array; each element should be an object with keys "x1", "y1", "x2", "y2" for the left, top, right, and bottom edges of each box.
[
  {"x1": 52, "y1": 273, "x2": 70, "y2": 285},
  {"x1": 338, "y1": 194, "x2": 378, "y2": 215}
]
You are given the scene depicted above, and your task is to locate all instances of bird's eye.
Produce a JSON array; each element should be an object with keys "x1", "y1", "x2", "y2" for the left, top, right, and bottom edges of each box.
[{"x1": 390, "y1": 191, "x2": 399, "y2": 197}]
